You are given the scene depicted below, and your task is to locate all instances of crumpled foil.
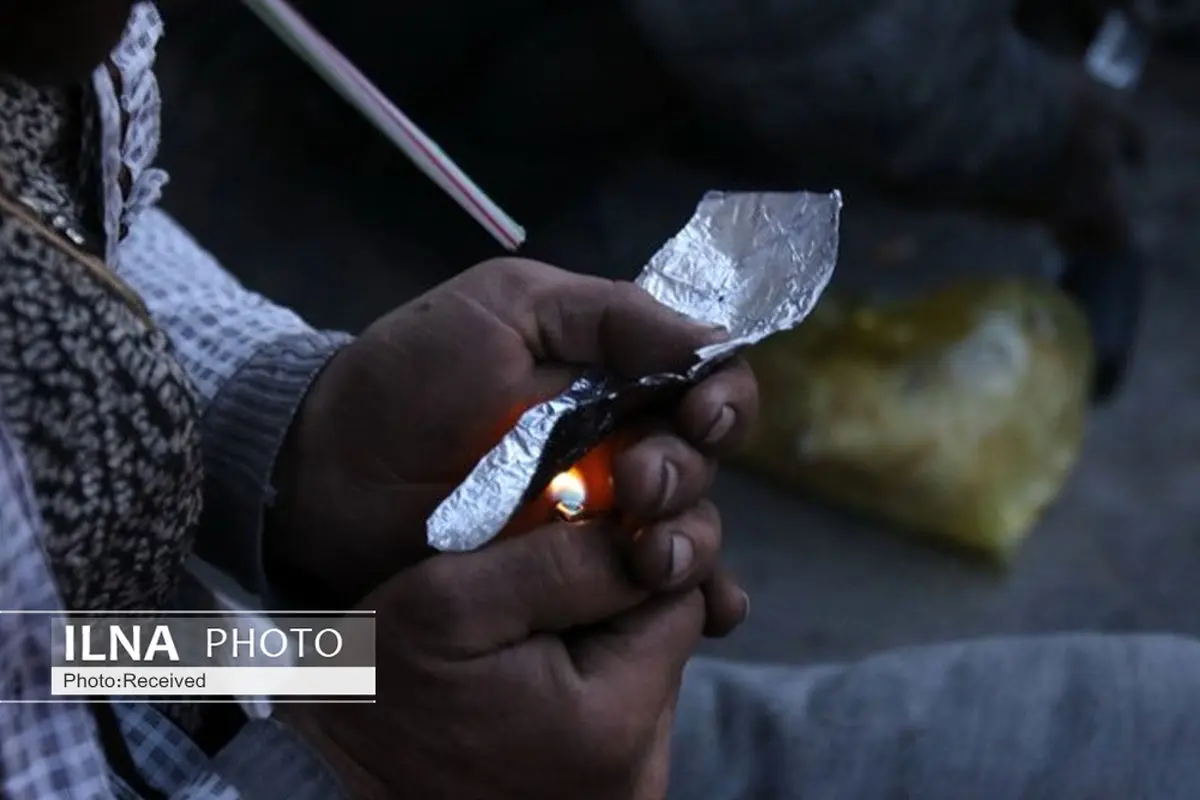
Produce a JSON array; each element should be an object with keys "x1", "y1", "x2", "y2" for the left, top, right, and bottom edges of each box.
[{"x1": 427, "y1": 190, "x2": 843, "y2": 552}]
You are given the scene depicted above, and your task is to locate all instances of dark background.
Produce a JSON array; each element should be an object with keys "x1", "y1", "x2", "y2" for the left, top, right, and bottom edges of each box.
[{"x1": 157, "y1": 5, "x2": 1200, "y2": 666}]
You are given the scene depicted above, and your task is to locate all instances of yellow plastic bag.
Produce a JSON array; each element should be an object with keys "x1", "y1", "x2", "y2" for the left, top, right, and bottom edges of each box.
[{"x1": 735, "y1": 280, "x2": 1095, "y2": 560}]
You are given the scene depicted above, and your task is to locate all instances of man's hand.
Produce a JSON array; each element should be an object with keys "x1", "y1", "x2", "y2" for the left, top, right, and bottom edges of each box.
[
  {"x1": 266, "y1": 258, "x2": 757, "y2": 617},
  {"x1": 1046, "y1": 73, "x2": 1144, "y2": 254},
  {"x1": 1048, "y1": 75, "x2": 1145, "y2": 399},
  {"x1": 280, "y1": 522, "x2": 706, "y2": 800}
]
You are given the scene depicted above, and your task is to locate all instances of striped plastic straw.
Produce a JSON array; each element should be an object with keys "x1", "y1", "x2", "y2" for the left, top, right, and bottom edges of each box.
[{"x1": 241, "y1": 0, "x2": 527, "y2": 251}]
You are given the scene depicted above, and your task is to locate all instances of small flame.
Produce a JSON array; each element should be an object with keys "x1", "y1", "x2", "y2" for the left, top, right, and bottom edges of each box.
[{"x1": 548, "y1": 468, "x2": 588, "y2": 521}]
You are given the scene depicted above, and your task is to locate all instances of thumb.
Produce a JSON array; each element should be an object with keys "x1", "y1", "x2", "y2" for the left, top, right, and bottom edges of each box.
[
  {"x1": 392, "y1": 522, "x2": 650, "y2": 655},
  {"x1": 470, "y1": 258, "x2": 726, "y2": 378},
  {"x1": 533, "y1": 276, "x2": 727, "y2": 378}
]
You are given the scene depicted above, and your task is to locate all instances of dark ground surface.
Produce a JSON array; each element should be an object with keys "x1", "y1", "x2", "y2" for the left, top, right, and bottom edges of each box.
[{"x1": 155, "y1": 18, "x2": 1200, "y2": 667}]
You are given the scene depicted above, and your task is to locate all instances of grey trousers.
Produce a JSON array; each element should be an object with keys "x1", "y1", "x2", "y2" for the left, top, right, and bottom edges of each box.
[{"x1": 671, "y1": 634, "x2": 1200, "y2": 799}]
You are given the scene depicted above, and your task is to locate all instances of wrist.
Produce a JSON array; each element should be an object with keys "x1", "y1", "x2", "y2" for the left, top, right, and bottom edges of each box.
[
  {"x1": 262, "y1": 414, "x2": 306, "y2": 600},
  {"x1": 262, "y1": 349, "x2": 345, "y2": 607}
]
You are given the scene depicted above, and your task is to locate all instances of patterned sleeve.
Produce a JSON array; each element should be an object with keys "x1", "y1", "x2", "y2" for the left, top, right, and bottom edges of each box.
[
  {"x1": 0, "y1": 263, "x2": 349, "y2": 800},
  {"x1": 113, "y1": 209, "x2": 354, "y2": 598},
  {"x1": 0, "y1": 418, "x2": 115, "y2": 799},
  {"x1": 172, "y1": 718, "x2": 347, "y2": 799},
  {"x1": 107, "y1": 704, "x2": 346, "y2": 799}
]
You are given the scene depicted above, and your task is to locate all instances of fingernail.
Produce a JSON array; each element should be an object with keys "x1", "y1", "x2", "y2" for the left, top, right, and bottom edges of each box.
[
  {"x1": 668, "y1": 534, "x2": 694, "y2": 583},
  {"x1": 704, "y1": 405, "x2": 736, "y2": 445},
  {"x1": 740, "y1": 591, "x2": 751, "y2": 622},
  {"x1": 658, "y1": 459, "x2": 679, "y2": 513}
]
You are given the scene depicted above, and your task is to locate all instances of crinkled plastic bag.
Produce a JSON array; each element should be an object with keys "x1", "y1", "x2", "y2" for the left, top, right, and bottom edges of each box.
[{"x1": 734, "y1": 280, "x2": 1095, "y2": 560}]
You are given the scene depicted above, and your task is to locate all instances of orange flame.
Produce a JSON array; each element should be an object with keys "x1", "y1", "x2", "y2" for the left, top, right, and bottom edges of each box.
[
  {"x1": 548, "y1": 468, "x2": 588, "y2": 521},
  {"x1": 497, "y1": 437, "x2": 620, "y2": 538}
]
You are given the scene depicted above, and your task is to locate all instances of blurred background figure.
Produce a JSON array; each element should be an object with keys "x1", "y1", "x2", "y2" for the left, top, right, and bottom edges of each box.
[
  {"x1": 156, "y1": 1, "x2": 1200, "y2": 667},
  {"x1": 163, "y1": 0, "x2": 1154, "y2": 394}
]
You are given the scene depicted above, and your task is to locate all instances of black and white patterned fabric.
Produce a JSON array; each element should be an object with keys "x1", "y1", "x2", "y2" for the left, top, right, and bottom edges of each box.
[
  {"x1": 0, "y1": 4, "x2": 352, "y2": 797},
  {"x1": 0, "y1": 71, "x2": 203, "y2": 615}
]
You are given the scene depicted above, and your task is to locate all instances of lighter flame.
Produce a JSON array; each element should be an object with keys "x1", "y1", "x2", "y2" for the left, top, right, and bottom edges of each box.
[{"x1": 548, "y1": 468, "x2": 588, "y2": 521}]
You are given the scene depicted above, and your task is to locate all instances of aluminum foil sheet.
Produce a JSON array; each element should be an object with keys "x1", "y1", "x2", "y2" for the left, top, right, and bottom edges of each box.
[{"x1": 427, "y1": 190, "x2": 842, "y2": 552}]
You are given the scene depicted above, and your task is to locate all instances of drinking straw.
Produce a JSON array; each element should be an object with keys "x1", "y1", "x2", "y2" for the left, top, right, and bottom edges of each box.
[{"x1": 240, "y1": 0, "x2": 527, "y2": 250}]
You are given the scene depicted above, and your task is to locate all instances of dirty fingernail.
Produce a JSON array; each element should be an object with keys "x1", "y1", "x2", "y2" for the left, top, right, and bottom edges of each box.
[
  {"x1": 658, "y1": 459, "x2": 679, "y2": 513},
  {"x1": 704, "y1": 405, "x2": 736, "y2": 445},
  {"x1": 668, "y1": 534, "x2": 694, "y2": 583}
]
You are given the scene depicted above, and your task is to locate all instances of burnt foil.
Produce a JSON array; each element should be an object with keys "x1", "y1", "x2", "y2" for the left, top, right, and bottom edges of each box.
[{"x1": 427, "y1": 190, "x2": 843, "y2": 552}]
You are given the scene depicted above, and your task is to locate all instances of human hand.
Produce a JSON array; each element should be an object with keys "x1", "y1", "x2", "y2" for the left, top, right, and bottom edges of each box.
[
  {"x1": 280, "y1": 521, "x2": 707, "y2": 800},
  {"x1": 266, "y1": 258, "x2": 757, "y2": 616},
  {"x1": 1046, "y1": 73, "x2": 1144, "y2": 253},
  {"x1": 966, "y1": 68, "x2": 1144, "y2": 398},
  {"x1": 1050, "y1": 75, "x2": 1145, "y2": 399}
]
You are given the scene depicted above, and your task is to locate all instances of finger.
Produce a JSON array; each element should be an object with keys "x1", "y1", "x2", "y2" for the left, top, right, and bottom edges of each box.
[
  {"x1": 535, "y1": 275, "x2": 724, "y2": 376},
  {"x1": 699, "y1": 569, "x2": 750, "y2": 639},
  {"x1": 623, "y1": 499, "x2": 721, "y2": 593},
  {"x1": 470, "y1": 259, "x2": 726, "y2": 377},
  {"x1": 571, "y1": 588, "x2": 705, "y2": 691},
  {"x1": 527, "y1": 363, "x2": 582, "y2": 407},
  {"x1": 612, "y1": 431, "x2": 715, "y2": 522},
  {"x1": 676, "y1": 357, "x2": 759, "y2": 454},
  {"x1": 403, "y1": 521, "x2": 647, "y2": 654}
]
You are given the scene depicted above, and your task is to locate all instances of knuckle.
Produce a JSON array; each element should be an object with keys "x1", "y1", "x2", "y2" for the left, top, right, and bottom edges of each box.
[
  {"x1": 476, "y1": 258, "x2": 552, "y2": 305},
  {"x1": 490, "y1": 259, "x2": 539, "y2": 299},
  {"x1": 662, "y1": 588, "x2": 708, "y2": 645},
  {"x1": 608, "y1": 279, "x2": 649, "y2": 308},
  {"x1": 603, "y1": 281, "x2": 651, "y2": 327},
  {"x1": 459, "y1": 257, "x2": 513, "y2": 290},
  {"x1": 694, "y1": 497, "x2": 722, "y2": 529},
  {"x1": 679, "y1": 589, "x2": 709, "y2": 638},
  {"x1": 675, "y1": 499, "x2": 721, "y2": 547},
  {"x1": 681, "y1": 585, "x2": 708, "y2": 617},
  {"x1": 473, "y1": 256, "x2": 523, "y2": 278}
]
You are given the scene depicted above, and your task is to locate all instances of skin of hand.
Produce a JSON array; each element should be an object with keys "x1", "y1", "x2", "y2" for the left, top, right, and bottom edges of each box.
[
  {"x1": 279, "y1": 521, "x2": 709, "y2": 800},
  {"x1": 1039, "y1": 74, "x2": 1145, "y2": 255},
  {"x1": 1031, "y1": 73, "x2": 1146, "y2": 400},
  {"x1": 266, "y1": 258, "x2": 757, "y2": 631},
  {"x1": 0, "y1": 0, "x2": 755, "y2": 624}
]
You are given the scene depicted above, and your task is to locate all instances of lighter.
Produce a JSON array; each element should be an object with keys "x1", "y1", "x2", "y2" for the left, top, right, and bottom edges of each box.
[
  {"x1": 500, "y1": 437, "x2": 621, "y2": 537},
  {"x1": 426, "y1": 190, "x2": 842, "y2": 554}
]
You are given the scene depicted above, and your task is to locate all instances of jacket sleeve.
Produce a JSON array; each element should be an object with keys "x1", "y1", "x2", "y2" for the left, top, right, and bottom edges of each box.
[{"x1": 0, "y1": 417, "x2": 120, "y2": 798}]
